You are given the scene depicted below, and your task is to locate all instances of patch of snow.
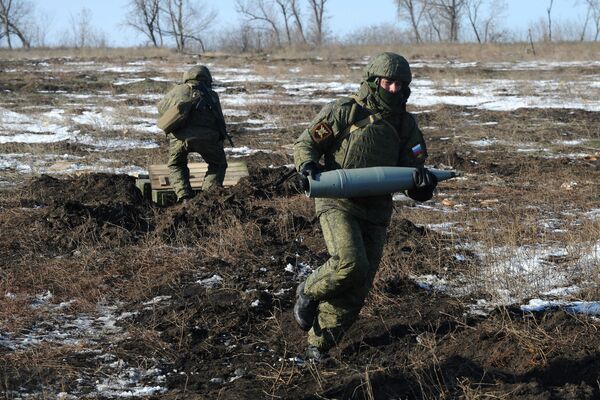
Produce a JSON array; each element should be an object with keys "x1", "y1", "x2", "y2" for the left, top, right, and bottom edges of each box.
[
  {"x1": 426, "y1": 222, "x2": 459, "y2": 234},
  {"x1": 113, "y1": 78, "x2": 146, "y2": 86},
  {"x1": 413, "y1": 274, "x2": 450, "y2": 291},
  {"x1": 468, "y1": 138, "x2": 498, "y2": 147},
  {"x1": 520, "y1": 299, "x2": 600, "y2": 317},
  {"x1": 552, "y1": 139, "x2": 585, "y2": 146},
  {"x1": 411, "y1": 77, "x2": 600, "y2": 112},
  {"x1": 542, "y1": 285, "x2": 581, "y2": 297},
  {"x1": 143, "y1": 296, "x2": 172, "y2": 306},
  {"x1": 197, "y1": 274, "x2": 223, "y2": 288},
  {"x1": 226, "y1": 146, "x2": 272, "y2": 157},
  {"x1": 94, "y1": 359, "x2": 167, "y2": 398}
]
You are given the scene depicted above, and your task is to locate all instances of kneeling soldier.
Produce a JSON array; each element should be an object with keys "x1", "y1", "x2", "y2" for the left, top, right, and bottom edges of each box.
[{"x1": 157, "y1": 65, "x2": 228, "y2": 202}]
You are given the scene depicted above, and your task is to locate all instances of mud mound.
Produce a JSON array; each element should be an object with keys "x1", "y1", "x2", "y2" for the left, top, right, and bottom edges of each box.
[
  {"x1": 244, "y1": 161, "x2": 304, "y2": 198},
  {"x1": 22, "y1": 173, "x2": 143, "y2": 206},
  {"x1": 152, "y1": 187, "x2": 250, "y2": 242},
  {"x1": 3, "y1": 169, "x2": 307, "y2": 256},
  {"x1": 0, "y1": 200, "x2": 152, "y2": 256},
  {"x1": 0, "y1": 174, "x2": 150, "y2": 255}
]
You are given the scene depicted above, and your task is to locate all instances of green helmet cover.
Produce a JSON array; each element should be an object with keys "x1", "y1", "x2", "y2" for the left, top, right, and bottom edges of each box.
[
  {"x1": 183, "y1": 65, "x2": 213, "y2": 84},
  {"x1": 363, "y1": 52, "x2": 412, "y2": 83}
]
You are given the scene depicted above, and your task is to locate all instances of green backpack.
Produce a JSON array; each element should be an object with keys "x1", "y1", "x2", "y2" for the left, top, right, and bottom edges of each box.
[{"x1": 157, "y1": 83, "x2": 202, "y2": 134}]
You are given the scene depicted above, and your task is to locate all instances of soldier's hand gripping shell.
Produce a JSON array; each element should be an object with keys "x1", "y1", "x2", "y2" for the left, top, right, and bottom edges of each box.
[
  {"x1": 413, "y1": 167, "x2": 437, "y2": 191},
  {"x1": 298, "y1": 161, "x2": 322, "y2": 191},
  {"x1": 406, "y1": 167, "x2": 438, "y2": 202}
]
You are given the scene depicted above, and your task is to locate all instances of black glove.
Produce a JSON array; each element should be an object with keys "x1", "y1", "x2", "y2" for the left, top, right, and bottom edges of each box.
[
  {"x1": 297, "y1": 161, "x2": 322, "y2": 191},
  {"x1": 406, "y1": 167, "x2": 437, "y2": 202}
]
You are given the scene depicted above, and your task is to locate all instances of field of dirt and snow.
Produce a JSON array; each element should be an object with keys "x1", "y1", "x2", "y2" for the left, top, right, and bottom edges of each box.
[{"x1": 1, "y1": 45, "x2": 600, "y2": 399}]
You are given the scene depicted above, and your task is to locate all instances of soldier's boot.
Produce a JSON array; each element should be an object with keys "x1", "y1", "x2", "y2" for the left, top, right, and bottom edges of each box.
[
  {"x1": 305, "y1": 345, "x2": 328, "y2": 362},
  {"x1": 293, "y1": 282, "x2": 318, "y2": 331}
]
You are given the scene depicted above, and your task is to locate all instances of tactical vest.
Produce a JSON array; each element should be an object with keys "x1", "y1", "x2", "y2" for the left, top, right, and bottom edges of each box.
[
  {"x1": 323, "y1": 100, "x2": 400, "y2": 171},
  {"x1": 294, "y1": 97, "x2": 426, "y2": 225},
  {"x1": 317, "y1": 102, "x2": 401, "y2": 225}
]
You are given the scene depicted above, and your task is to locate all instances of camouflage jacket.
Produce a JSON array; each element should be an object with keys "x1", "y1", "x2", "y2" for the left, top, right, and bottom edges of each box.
[
  {"x1": 157, "y1": 79, "x2": 227, "y2": 142},
  {"x1": 293, "y1": 83, "x2": 428, "y2": 225}
]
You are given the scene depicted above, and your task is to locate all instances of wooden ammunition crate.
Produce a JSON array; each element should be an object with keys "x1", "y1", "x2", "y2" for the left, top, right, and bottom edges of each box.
[{"x1": 138, "y1": 161, "x2": 249, "y2": 206}]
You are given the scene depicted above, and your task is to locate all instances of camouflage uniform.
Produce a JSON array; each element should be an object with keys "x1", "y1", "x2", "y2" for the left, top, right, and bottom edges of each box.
[
  {"x1": 157, "y1": 65, "x2": 228, "y2": 200},
  {"x1": 293, "y1": 53, "x2": 429, "y2": 353}
]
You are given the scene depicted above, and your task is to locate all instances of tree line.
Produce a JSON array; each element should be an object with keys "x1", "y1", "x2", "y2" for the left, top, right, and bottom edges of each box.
[{"x1": 1, "y1": 0, "x2": 600, "y2": 50}]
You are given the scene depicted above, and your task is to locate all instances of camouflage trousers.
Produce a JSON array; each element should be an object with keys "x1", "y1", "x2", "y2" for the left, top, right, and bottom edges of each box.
[
  {"x1": 303, "y1": 208, "x2": 388, "y2": 351},
  {"x1": 167, "y1": 133, "x2": 227, "y2": 200}
]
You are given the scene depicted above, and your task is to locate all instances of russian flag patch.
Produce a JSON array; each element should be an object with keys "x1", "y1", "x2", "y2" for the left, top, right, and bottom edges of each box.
[{"x1": 412, "y1": 144, "x2": 425, "y2": 158}]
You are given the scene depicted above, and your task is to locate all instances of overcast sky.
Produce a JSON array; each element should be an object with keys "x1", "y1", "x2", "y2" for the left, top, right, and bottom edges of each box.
[{"x1": 28, "y1": 0, "x2": 588, "y2": 47}]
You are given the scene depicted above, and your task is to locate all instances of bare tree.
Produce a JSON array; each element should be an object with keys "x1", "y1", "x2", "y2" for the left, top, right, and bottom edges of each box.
[
  {"x1": 25, "y1": 8, "x2": 51, "y2": 47},
  {"x1": 485, "y1": 1, "x2": 507, "y2": 41},
  {"x1": 236, "y1": 0, "x2": 282, "y2": 47},
  {"x1": 395, "y1": 0, "x2": 429, "y2": 43},
  {"x1": 0, "y1": 0, "x2": 32, "y2": 48},
  {"x1": 579, "y1": 0, "x2": 592, "y2": 41},
  {"x1": 585, "y1": 0, "x2": 600, "y2": 40},
  {"x1": 274, "y1": 0, "x2": 293, "y2": 43},
  {"x1": 464, "y1": 0, "x2": 506, "y2": 43},
  {"x1": 344, "y1": 23, "x2": 409, "y2": 45},
  {"x1": 431, "y1": 0, "x2": 465, "y2": 42},
  {"x1": 162, "y1": 0, "x2": 216, "y2": 52},
  {"x1": 235, "y1": 0, "x2": 315, "y2": 47},
  {"x1": 307, "y1": 0, "x2": 327, "y2": 45},
  {"x1": 529, "y1": 17, "x2": 549, "y2": 42},
  {"x1": 71, "y1": 7, "x2": 92, "y2": 48},
  {"x1": 68, "y1": 7, "x2": 107, "y2": 48},
  {"x1": 125, "y1": 0, "x2": 163, "y2": 47},
  {"x1": 465, "y1": 0, "x2": 483, "y2": 42},
  {"x1": 424, "y1": 5, "x2": 443, "y2": 41},
  {"x1": 288, "y1": 0, "x2": 307, "y2": 43},
  {"x1": 546, "y1": 0, "x2": 554, "y2": 41}
]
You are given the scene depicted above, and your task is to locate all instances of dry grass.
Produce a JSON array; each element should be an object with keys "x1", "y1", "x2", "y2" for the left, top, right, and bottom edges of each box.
[
  {"x1": 3, "y1": 42, "x2": 599, "y2": 64},
  {"x1": 266, "y1": 42, "x2": 600, "y2": 63},
  {"x1": 202, "y1": 215, "x2": 265, "y2": 262},
  {"x1": 0, "y1": 46, "x2": 178, "y2": 60},
  {"x1": 1, "y1": 343, "x2": 83, "y2": 393}
]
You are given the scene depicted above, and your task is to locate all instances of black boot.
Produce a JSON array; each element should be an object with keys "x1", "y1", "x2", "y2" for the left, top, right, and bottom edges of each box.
[{"x1": 293, "y1": 282, "x2": 317, "y2": 331}]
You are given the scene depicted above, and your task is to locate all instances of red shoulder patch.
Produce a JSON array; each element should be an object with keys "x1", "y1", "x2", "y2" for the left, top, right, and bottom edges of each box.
[{"x1": 310, "y1": 122, "x2": 333, "y2": 143}]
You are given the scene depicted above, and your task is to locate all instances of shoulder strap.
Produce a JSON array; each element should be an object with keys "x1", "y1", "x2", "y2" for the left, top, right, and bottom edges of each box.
[
  {"x1": 345, "y1": 113, "x2": 385, "y2": 135},
  {"x1": 333, "y1": 97, "x2": 387, "y2": 168},
  {"x1": 337, "y1": 97, "x2": 385, "y2": 139}
]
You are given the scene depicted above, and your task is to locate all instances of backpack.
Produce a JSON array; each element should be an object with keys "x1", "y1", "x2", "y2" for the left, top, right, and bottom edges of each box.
[{"x1": 156, "y1": 84, "x2": 202, "y2": 134}]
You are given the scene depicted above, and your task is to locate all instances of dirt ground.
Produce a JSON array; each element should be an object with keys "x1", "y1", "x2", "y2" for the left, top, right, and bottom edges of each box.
[
  {"x1": 1, "y1": 155, "x2": 599, "y2": 399},
  {"x1": 1, "y1": 52, "x2": 600, "y2": 399}
]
